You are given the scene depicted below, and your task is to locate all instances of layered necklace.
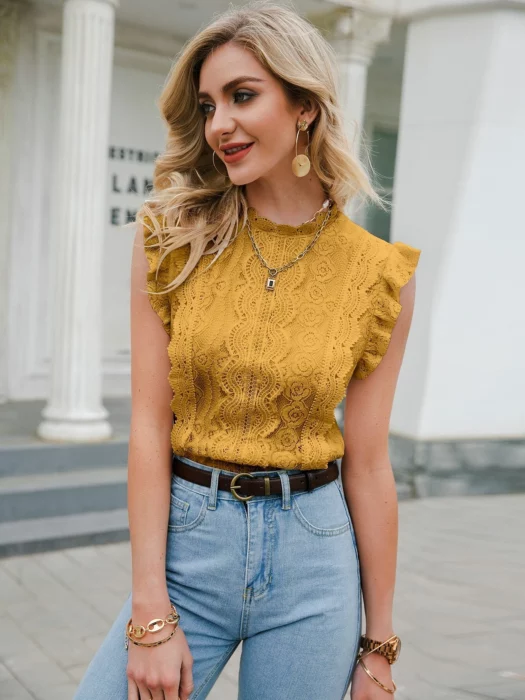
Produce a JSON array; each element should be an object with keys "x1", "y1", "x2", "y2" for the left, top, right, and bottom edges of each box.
[{"x1": 245, "y1": 199, "x2": 334, "y2": 291}]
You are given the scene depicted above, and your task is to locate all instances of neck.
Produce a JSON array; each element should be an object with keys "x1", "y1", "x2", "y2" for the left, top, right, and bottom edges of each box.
[{"x1": 244, "y1": 174, "x2": 328, "y2": 227}]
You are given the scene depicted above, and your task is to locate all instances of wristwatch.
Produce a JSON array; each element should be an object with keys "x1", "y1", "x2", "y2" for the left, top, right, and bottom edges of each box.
[{"x1": 359, "y1": 634, "x2": 402, "y2": 664}]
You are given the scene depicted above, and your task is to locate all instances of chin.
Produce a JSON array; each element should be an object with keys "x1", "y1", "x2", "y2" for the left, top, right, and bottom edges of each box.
[{"x1": 226, "y1": 169, "x2": 264, "y2": 187}]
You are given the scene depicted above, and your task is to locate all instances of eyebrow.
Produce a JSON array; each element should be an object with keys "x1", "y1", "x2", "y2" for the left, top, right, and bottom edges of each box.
[{"x1": 198, "y1": 76, "x2": 265, "y2": 100}]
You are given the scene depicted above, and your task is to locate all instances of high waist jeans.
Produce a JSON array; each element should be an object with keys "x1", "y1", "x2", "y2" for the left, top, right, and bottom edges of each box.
[{"x1": 74, "y1": 455, "x2": 362, "y2": 699}]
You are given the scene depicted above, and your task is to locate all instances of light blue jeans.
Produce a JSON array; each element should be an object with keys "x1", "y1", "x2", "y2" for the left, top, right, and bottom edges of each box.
[{"x1": 74, "y1": 455, "x2": 362, "y2": 699}]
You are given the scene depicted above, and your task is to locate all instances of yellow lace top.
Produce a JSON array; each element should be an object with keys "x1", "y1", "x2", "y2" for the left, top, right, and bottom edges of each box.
[{"x1": 144, "y1": 203, "x2": 420, "y2": 473}]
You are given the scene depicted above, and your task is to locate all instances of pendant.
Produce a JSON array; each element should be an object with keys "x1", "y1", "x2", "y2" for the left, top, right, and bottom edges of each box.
[{"x1": 266, "y1": 269, "x2": 277, "y2": 291}]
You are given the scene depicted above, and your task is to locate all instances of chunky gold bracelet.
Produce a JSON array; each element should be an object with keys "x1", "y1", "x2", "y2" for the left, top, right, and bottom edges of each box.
[
  {"x1": 124, "y1": 602, "x2": 180, "y2": 650},
  {"x1": 125, "y1": 625, "x2": 178, "y2": 650},
  {"x1": 357, "y1": 652, "x2": 397, "y2": 695},
  {"x1": 126, "y1": 603, "x2": 180, "y2": 640}
]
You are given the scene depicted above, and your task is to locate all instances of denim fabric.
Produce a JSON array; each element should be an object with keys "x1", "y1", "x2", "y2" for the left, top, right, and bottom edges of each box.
[{"x1": 74, "y1": 455, "x2": 362, "y2": 699}]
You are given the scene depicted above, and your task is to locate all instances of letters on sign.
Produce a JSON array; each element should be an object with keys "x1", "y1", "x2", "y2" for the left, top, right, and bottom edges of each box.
[{"x1": 109, "y1": 146, "x2": 159, "y2": 226}]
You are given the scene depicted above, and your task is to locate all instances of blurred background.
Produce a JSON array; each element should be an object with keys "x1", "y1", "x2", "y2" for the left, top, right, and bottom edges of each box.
[{"x1": 0, "y1": 1, "x2": 524, "y2": 698}]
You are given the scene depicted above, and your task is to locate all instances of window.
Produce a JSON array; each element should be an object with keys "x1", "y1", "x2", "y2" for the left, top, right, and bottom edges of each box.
[{"x1": 365, "y1": 128, "x2": 398, "y2": 242}]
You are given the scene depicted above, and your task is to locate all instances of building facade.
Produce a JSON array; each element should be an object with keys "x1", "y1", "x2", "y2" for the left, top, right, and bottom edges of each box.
[{"x1": 2, "y1": 0, "x2": 524, "y2": 497}]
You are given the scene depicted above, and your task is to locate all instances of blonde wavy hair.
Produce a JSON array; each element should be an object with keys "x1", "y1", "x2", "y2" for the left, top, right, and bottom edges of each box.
[{"x1": 138, "y1": 0, "x2": 380, "y2": 295}]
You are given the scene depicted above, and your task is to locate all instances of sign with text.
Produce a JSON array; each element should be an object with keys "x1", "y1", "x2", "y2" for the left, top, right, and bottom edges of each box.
[{"x1": 108, "y1": 145, "x2": 158, "y2": 227}]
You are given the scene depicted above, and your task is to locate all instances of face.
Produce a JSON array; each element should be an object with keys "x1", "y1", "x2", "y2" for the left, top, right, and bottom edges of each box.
[{"x1": 198, "y1": 42, "x2": 313, "y2": 186}]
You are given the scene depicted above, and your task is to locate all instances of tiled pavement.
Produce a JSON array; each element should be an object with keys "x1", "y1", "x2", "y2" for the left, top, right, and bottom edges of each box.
[{"x1": 1, "y1": 493, "x2": 524, "y2": 700}]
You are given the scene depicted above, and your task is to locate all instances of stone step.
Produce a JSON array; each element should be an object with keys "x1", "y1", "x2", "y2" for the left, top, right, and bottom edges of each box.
[
  {"x1": 0, "y1": 509, "x2": 129, "y2": 558},
  {"x1": 0, "y1": 467, "x2": 127, "y2": 523},
  {"x1": 0, "y1": 439, "x2": 129, "y2": 477}
]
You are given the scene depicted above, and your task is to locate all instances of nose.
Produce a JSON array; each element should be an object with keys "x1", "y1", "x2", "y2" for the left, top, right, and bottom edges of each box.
[{"x1": 208, "y1": 103, "x2": 236, "y2": 144}]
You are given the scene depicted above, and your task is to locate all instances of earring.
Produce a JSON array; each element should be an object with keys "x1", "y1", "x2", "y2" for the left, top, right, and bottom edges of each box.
[
  {"x1": 212, "y1": 150, "x2": 228, "y2": 177},
  {"x1": 292, "y1": 119, "x2": 311, "y2": 177}
]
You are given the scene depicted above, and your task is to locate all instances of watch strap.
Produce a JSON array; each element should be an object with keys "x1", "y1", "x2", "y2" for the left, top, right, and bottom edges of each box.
[{"x1": 359, "y1": 634, "x2": 401, "y2": 664}]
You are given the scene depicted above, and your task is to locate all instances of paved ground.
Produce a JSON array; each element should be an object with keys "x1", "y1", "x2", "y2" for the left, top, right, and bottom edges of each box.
[{"x1": 1, "y1": 493, "x2": 524, "y2": 700}]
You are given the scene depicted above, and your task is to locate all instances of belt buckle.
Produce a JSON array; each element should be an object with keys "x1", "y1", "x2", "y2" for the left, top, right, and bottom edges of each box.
[{"x1": 230, "y1": 472, "x2": 256, "y2": 501}]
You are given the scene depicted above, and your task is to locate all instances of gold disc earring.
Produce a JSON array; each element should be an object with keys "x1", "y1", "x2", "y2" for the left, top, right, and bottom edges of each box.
[{"x1": 292, "y1": 119, "x2": 311, "y2": 177}]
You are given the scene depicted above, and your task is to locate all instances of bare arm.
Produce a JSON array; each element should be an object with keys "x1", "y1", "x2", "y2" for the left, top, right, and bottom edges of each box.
[
  {"x1": 342, "y1": 275, "x2": 416, "y2": 694},
  {"x1": 129, "y1": 222, "x2": 174, "y2": 613},
  {"x1": 125, "y1": 224, "x2": 194, "y2": 700}
]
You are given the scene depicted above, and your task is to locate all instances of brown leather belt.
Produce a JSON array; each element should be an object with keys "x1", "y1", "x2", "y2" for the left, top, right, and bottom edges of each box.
[{"x1": 172, "y1": 455, "x2": 339, "y2": 502}]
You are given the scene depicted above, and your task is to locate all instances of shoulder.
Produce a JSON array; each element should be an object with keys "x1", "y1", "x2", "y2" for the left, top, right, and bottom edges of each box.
[
  {"x1": 339, "y1": 214, "x2": 421, "y2": 380},
  {"x1": 333, "y1": 209, "x2": 421, "y2": 288},
  {"x1": 330, "y1": 209, "x2": 389, "y2": 263}
]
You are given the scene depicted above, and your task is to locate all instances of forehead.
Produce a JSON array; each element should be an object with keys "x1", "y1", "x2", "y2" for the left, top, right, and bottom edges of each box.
[{"x1": 199, "y1": 43, "x2": 267, "y2": 90}]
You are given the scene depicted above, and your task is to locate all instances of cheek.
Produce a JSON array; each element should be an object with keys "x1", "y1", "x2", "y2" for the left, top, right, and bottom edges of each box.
[
  {"x1": 203, "y1": 119, "x2": 213, "y2": 147},
  {"x1": 250, "y1": 108, "x2": 293, "y2": 156}
]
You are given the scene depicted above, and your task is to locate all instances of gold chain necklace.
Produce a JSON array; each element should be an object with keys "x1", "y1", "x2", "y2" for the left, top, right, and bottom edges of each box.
[{"x1": 246, "y1": 204, "x2": 333, "y2": 291}]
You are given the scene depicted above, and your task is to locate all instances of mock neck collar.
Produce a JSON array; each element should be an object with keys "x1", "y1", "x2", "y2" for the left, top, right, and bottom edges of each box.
[{"x1": 246, "y1": 200, "x2": 338, "y2": 236}]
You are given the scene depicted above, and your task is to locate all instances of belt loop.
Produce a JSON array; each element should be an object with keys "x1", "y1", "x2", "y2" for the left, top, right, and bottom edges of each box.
[
  {"x1": 305, "y1": 471, "x2": 315, "y2": 492},
  {"x1": 278, "y1": 471, "x2": 291, "y2": 510},
  {"x1": 207, "y1": 468, "x2": 220, "y2": 510}
]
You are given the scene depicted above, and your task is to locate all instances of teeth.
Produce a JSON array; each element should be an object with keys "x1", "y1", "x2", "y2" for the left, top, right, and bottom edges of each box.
[{"x1": 225, "y1": 144, "x2": 250, "y2": 154}]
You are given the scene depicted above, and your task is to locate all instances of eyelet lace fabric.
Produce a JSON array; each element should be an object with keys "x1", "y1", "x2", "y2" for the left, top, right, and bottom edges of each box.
[{"x1": 144, "y1": 205, "x2": 420, "y2": 473}]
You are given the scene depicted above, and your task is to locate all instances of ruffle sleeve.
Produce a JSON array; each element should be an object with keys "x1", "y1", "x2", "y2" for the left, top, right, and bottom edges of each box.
[
  {"x1": 143, "y1": 216, "x2": 172, "y2": 337},
  {"x1": 353, "y1": 241, "x2": 421, "y2": 380}
]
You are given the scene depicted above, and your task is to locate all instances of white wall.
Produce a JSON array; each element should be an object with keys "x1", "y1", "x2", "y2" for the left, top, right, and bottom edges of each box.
[
  {"x1": 102, "y1": 54, "x2": 169, "y2": 391},
  {"x1": 390, "y1": 8, "x2": 525, "y2": 439}
]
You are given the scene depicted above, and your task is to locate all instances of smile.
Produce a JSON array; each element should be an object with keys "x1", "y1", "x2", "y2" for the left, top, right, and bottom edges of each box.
[
  {"x1": 225, "y1": 144, "x2": 250, "y2": 154},
  {"x1": 221, "y1": 143, "x2": 254, "y2": 163}
]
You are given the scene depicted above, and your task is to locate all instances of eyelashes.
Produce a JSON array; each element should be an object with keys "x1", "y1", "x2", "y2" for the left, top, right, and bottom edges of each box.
[
  {"x1": 199, "y1": 90, "x2": 256, "y2": 116},
  {"x1": 233, "y1": 91, "x2": 255, "y2": 104}
]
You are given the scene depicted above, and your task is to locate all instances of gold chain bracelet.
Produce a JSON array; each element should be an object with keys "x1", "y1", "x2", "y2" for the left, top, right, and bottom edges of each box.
[
  {"x1": 126, "y1": 602, "x2": 180, "y2": 639},
  {"x1": 125, "y1": 625, "x2": 178, "y2": 649},
  {"x1": 124, "y1": 602, "x2": 180, "y2": 650}
]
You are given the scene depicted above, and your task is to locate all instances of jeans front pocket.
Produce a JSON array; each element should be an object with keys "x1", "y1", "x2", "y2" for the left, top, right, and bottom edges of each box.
[
  {"x1": 335, "y1": 479, "x2": 359, "y2": 551},
  {"x1": 168, "y1": 476, "x2": 208, "y2": 532},
  {"x1": 291, "y1": 479, "x2": 351, "y2": 536}
]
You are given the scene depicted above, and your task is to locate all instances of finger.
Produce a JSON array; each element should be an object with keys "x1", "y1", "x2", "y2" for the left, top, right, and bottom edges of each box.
[
  {"x1": 161, "y1": 680, "x2": 178, "y2": 700},
  {"x1": 127, "y1": 679, "x2": 140, "y2": 700},
  {"x1": 162, "y1": 678, "x2": 179, "y2": 700},
  {"x1": 162, "y1": 682, "x2": 179, "y2": 700},
  {"x1": 162, "y1": 672, "x2": 181, "y2": 700},
  {"x1": 178, "y1": 657, "x2": 194, "y2": 700},
  {"x1": 136, "y1": 683, "x2": 152, "y2": 699}
]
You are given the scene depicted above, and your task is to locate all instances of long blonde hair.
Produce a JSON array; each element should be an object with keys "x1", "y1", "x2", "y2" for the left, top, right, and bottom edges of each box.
[{"x1": 138, "y1": 0, "x2": 380, "y2": 295}]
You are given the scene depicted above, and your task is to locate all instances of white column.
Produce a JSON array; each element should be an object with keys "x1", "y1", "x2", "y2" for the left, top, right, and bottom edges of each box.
[
  {"x1": 390, "y1": 6, "x2": 525, "y2": 440},
  {"x1": 331, "y1": 9, "x2": 391, "y2": 153},
  {"x1": 38, "y1": 0, "x2": 117, "y2": 441},
  {"x1": 331, "y1": 8, "x2": 391, "y2": 218},
  {"x1": 0, "y1": 0, "x2": 22, "y2": 403}
]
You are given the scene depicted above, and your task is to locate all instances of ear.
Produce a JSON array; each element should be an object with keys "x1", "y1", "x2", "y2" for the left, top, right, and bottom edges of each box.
[{"x1": 297, "y1": 97, "x2": 320, "y2": 127}]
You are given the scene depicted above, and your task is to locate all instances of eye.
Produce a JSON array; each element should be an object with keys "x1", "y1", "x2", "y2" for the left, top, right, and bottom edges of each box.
[
  {"x1": 198, "y1": 90, "x2": 255, "y2": 117},
  {"x1": 199, "y1": 102, "x2": 215, "y2": 116},
  {"x1": 234, "y1": 90, "x2": 255, "y2": 104}
]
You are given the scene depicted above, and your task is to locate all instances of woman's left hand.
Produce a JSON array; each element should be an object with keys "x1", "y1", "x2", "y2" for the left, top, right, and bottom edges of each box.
[{"x1": 350, "y1": 651, "x2": 396, "y2": 699}]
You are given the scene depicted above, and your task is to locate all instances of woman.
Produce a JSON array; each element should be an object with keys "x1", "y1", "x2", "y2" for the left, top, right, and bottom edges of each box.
[{"x1": 74, "y1": 2, "x2": 420, "y2": 699}]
